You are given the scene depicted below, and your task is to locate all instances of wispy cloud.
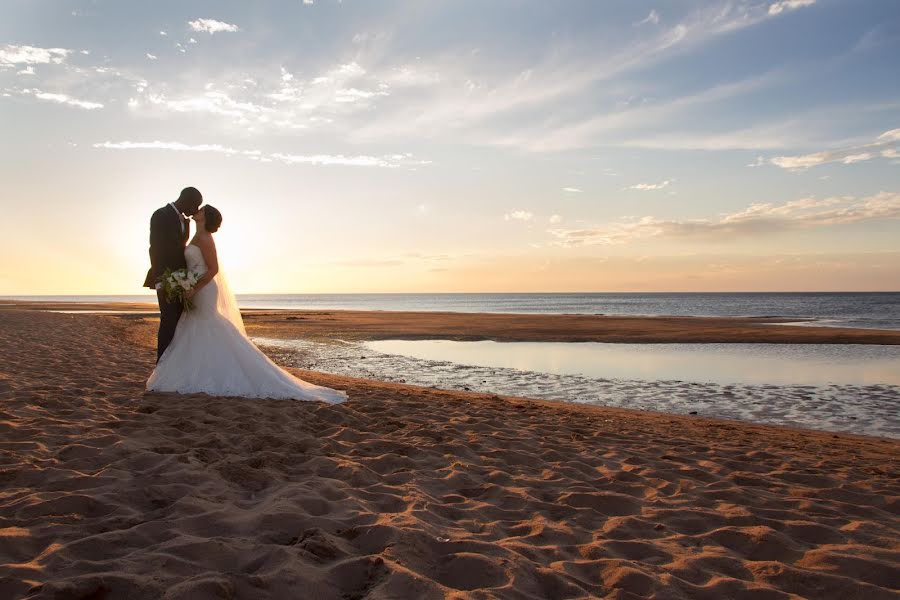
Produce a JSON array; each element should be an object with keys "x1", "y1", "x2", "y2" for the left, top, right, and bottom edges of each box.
[
  {"x1": 141, "y1": 90, "x2": 270, "y2": 121},
  {"x1": 1, "y1": 3, "x2": 828, "y2": 155},
  {"x1": 352, "y1": 4, "x2": 801, "y2": 147},
  {"x1": 489, "y1": 70, "x2": 786, "y2": 152},
  {"x1": 0, "y1": 44, "x2": 69, "y2": 65},
  {"x1": 548, "y1": 192, "x2": 900, "y2": 246},
  {"x1": 766, "y1": 128, "x2": 900, "y2": 170},
  {"x1": 19, "y1": 88, "x2": 103, "y2": 109},
  {"x1": 562, "y1": 187, "x2": 582, "y2": 193},
  {"x1": 627, "y1": 179, "x2": 673, "y2": 190},
  {"x1": 271, "y1": 151, "x2": 428, "y2": 168},
  {"x1": 92, "y1": 140, "x2": 430, "y2": 168},
  {"x1": 634, "y1": 10, "x2": 660, "y2": 26},
  {"x1": 504, "y1": 210, "x2": 534, "y2": 222},
  {"x1": 188, "y1": 18, "x2": 240, "y2": 34},
  {"x1": 624, "y1": 128, "x2": 791, "y2": 151},
  {"x1": 127, "y1": 61, "x2": 391, "y2": 131},
  {"x1": 768, "y1": 0, "x2": 816, "y2": 16}
]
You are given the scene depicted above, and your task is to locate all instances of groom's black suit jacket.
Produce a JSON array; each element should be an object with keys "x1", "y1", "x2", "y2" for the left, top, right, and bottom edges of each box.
[{"x1": 144, "y1": 205, "x2": 189, "y2": 288}]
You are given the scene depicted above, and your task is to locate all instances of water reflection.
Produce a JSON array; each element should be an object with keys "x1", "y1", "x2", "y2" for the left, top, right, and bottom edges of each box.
[{"x1": 364, "y1": 340, "x2": 900, "y2": 386}]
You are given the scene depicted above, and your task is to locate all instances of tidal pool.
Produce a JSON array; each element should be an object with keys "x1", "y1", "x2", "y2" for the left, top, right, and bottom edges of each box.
[
  {"x1": 256, "y1": 336, "x2": 900, "y2": 437},
  {"x1": 363, "y1": 340, "x2": 900, "y2": 386}
]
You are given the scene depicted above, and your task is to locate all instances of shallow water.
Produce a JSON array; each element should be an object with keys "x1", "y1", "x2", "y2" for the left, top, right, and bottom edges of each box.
[
  {"x1": 6, "y1": 291, "x2": 900, "y2": 329},
  {"x1": 255, "y1": 337, "x2": 900, "y2": 439},
  {"x1": 49, "y1": 310, "x2": 151, "y2": 314},
  {"x1": 364, "y1": 340, "x2": 900, "y2": 386}
]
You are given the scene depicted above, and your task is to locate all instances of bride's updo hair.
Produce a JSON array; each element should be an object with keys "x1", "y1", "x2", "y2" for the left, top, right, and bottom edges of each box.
[{"x1": 204, "y1": 205, "x2": 223, "y2": 233}]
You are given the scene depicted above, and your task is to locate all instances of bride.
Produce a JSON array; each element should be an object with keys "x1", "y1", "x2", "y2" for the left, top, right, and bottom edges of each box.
[{"x1": 147, "y1": 205, "x2": 347, "y2": 404}]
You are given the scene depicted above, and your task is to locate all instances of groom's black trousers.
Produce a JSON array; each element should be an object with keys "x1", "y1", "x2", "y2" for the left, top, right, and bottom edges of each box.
[{"x1": 156, "y1": 289, "x2": 184, "y2": 362}]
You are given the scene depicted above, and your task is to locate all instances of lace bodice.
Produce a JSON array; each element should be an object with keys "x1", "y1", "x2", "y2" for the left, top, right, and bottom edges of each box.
[{"x1": 185, "y1": 244, "x2": 208, "y2": 276}]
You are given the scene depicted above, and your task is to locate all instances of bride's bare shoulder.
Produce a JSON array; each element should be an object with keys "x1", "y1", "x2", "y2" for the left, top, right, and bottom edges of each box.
[{"x1": 193, "y1": 233, "x2": 217, "y2": 249}]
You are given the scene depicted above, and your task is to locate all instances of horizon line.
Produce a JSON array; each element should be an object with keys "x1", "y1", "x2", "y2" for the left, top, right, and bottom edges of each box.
[{"x1": 3, "y1": 290, "x2": 899, "y2": 297}]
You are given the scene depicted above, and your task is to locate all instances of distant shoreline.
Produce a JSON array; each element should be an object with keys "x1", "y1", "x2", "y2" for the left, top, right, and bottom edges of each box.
[
  {"x1": 3, "y1": 290, "x2": 899, "y2": 296},
  {"x1": 4, "y1": 300, "x2": 900, "y2": 344}
]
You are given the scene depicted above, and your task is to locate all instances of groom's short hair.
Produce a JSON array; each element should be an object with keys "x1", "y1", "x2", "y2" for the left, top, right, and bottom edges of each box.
[{"x1": 179, "y1": 187, "x2": 202, "y2": 204}]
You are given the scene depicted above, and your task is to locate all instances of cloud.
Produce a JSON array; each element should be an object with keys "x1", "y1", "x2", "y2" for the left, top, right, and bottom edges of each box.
[
  {"x1": 504, "y1": 210, "x2": 534, "y2": 222},
  {"x1": 768, "y1": 0, "x2": 816, "y2": 16},
  {"x1": 333, "y1": 87, "x2": 390, "y2": 103},
  {"x1": 0, "y1": 44, "x2": 70, "y2": 65},
  {"x1": 188, "y1": 18, "x2": 240, "y2": 34},
  {"x1": 385, "y1": 65, "x2": 442, "y2": 87},
  {"x1": 548, "y1": 192, "x2": 900, "y2": 246},
  {"x1": 488, "y1": 70, "x2": 786, "y2": 152},
  {"x1": 2, "y1": 3, "x2": 830, "y2": 160},
  {"x1": 271, "y1": 151, "x2": 429, "y2": 168},
  {"x1": 624, "y1": 128, "x2": 791, "y2": 151},
  {"x1": 19, "y1": 88, "x2": 103, "y2": 109},
  {"x1": 635, "y1": 10, "x2": 660, "y2": 26},
  {"x1": 310, "y1": 61, "x2": 366, "y2": 84},
  {"x1": 351, "y1": 4, "x2": 799, "y2": 147},
  {"x1": 140, "y1": 90, "x2": 271, "y2": 121},
  {"x1": 627, "y1": 179, "x2": 673, "y2": 190},
  {"x1": 562, "y1": 187, "x2": 582, "y2": 193},
  {"x1": 146, "y1": 53, "x2": 157, "y2": 60},
  {"x1": 747, "y1": 156, "x2": 767, "y2": 167},
  {"x1": 126, "y1": 61, "x2": 393, "y2": 131},
  {"x1": 766, "y1": 128, "x2": 900, "y2": 170},
  {"x1": 549, "y1": 214, "x2": 563, "y2": 224},
  {"x1": 92, "y1": 140, "x2": 431, "y2": 168}
]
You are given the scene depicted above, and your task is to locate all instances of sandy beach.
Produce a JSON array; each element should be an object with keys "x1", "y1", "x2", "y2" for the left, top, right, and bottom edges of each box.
[
  {"x1": 1, "y1": 308, "x2": 898, "y2": 599},
  {"x1": 8, "y1": 301, "x2": 900, "y2": 344}
]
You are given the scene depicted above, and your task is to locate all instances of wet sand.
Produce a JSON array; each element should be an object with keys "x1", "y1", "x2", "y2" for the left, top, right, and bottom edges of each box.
[
  {"x1": 8, "y1": 301, "x2": 900, "y2": 344},
  {"x1": 1, "y1": 309, "x2": 898, "y2": 599}
]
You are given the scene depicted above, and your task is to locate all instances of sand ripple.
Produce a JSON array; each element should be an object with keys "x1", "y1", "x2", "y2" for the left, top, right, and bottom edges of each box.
[{"x1": 0, "y1": 311, "x2": 898, "y2": 599}]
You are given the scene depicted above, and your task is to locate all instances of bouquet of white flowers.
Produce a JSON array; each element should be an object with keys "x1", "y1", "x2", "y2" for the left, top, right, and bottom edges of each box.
[{"x1": 161, "y1": 268, "x2": 201, "y2": 311}]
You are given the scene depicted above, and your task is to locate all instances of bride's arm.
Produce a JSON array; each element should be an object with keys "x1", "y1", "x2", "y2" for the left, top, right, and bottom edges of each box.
[{"x1": 186, "y1": 237, "x2": 219, "y2": 298}]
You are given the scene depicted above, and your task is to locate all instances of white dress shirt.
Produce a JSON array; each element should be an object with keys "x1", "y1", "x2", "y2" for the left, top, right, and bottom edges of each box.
[{"x1": 169, "y1": 202, "x2": 185, "y2": 234}]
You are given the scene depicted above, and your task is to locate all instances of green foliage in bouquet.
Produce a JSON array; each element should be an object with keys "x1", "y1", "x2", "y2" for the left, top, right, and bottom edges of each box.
[{"x1": 161, "y1": 268, "x2": 200, "y2": 311}]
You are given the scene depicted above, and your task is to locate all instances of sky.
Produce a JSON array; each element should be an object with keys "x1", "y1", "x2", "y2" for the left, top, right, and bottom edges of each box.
[{"x1": 1, "y1": 0, "x2": 898, "y2": 294}]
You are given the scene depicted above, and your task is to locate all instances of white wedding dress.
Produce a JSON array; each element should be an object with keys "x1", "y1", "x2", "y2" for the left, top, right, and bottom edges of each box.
[{"x1": 147, "y1": 245, "x2": 347, "y2": 403}]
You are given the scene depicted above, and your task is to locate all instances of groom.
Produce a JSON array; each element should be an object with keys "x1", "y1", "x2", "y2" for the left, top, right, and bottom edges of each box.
[{"x1": 144, "y1": 187, "x2": 203, "y2": 362}]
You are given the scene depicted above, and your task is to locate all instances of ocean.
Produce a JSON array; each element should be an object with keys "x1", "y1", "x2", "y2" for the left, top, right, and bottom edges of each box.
[{"x1": 4, "y1": 292, "x2": 899, "y2": 330}]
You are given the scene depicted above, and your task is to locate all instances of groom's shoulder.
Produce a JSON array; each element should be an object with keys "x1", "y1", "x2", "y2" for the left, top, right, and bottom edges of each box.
[{"x1": 151, "y1": 205, "x2": 171, "y2": 219}]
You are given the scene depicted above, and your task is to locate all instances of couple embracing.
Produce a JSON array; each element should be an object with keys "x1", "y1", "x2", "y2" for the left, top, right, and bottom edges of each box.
[{"x1": 143, "y1": 186, "x2": 346, "y2": 404}]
